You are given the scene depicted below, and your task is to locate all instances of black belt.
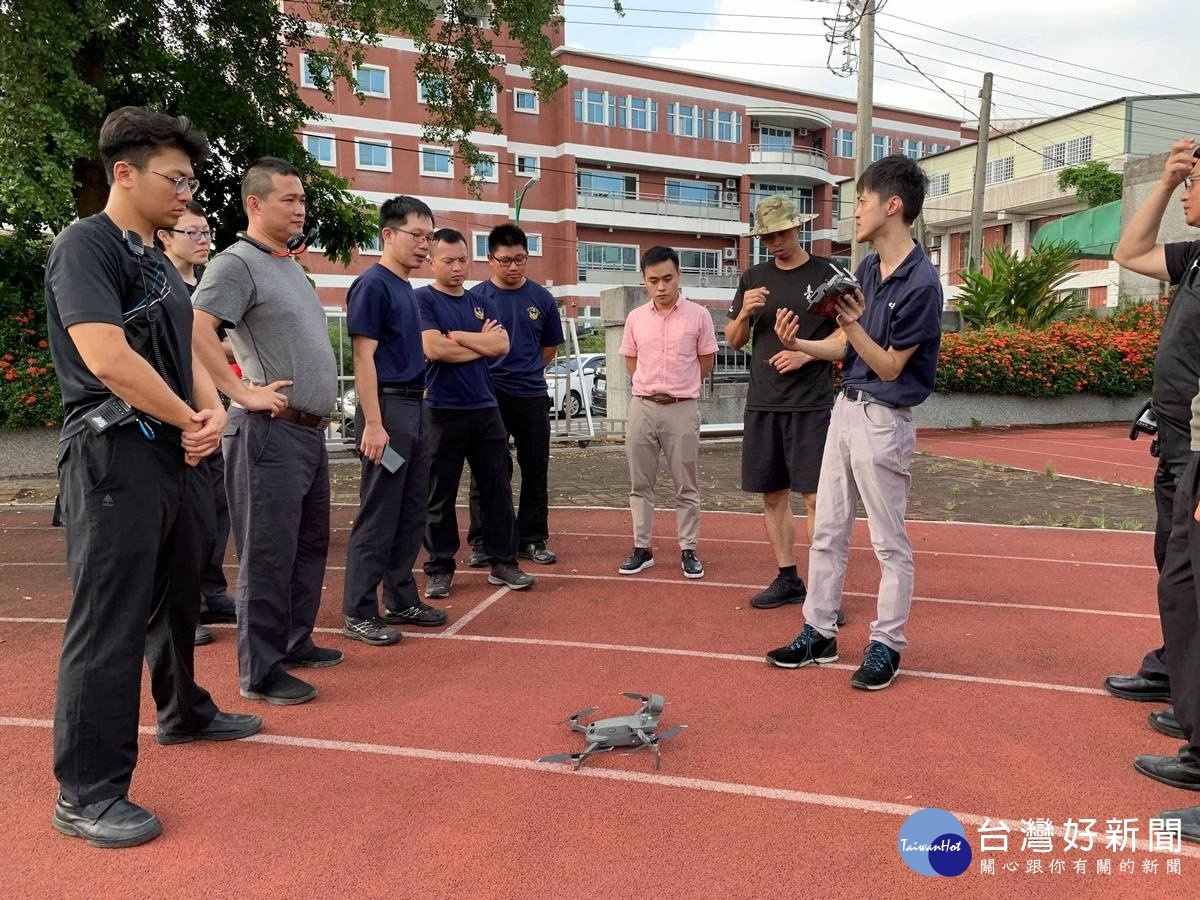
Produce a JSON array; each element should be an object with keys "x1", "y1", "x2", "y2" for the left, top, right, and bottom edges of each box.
[
  {"x1": 842, "y1": 387, "x2": 900, "y2": 409},
  {"x1": 380, "y1": 384, "x2": 426, "y2": 399},
  {"x1": 270, "y1": 407, "x2": 331, "y2": 428}
]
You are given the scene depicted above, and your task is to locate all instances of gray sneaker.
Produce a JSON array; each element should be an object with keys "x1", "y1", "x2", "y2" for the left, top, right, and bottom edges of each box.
[
  {"x1": 343, "y1": 616, "x2": 403, "y2": 646},
  {"x1": 467, "y1": 540, "x2": 489, "y2": 568},
  {"x1": 488, "y1": 562, "x2": 535, "y2": 590},
  {"x1": 425, "y1": 572, "x2": 453, "y2": 599}
]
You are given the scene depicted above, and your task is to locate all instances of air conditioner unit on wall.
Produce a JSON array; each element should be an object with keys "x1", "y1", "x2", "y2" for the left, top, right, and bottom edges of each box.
[
  {"x1": 722, "y1": 247, "x2": 737, "y2": 260},
  {"x1": 722, "y1": 190, "x2": 738, "y2": 205},
  {"x1": 724, "y1": 178, "x2": 737, "y2": 189},
  {"x1": 797, "y1": 129, "x2": 808, "y2": 137},
  {"x1": 723, "y1": 265, "x2": 738, "y2": 275}
]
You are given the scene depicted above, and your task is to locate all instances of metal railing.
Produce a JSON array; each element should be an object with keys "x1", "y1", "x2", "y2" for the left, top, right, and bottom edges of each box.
[
  {"x1": 748, "y1": 144, "x2": 830, "y2": 171},
  {"x1": 576, "y1": 188, "x2": 741, "y2": 221}
]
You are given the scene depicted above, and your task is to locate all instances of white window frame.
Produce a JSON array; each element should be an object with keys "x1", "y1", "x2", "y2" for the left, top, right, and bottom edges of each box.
[
  {"x1": 577, "y1": 241, "x2": 641, "y2": 275},
  {"x1": 302, "y1": 131, "x2": 336, "y2": 168},
  {"x1": 715, "y1": 109, "x2": 737, "y2": 143},
  {"x1": 298, "y1": 53, "x2": 329, "y2": 90},
  {"x1": 419, "y1": 144, "x2": 454, "y2": 179},
  {"x1": 670, "y1": 102, "x2": 703, "y2": 138},
  {"x1": 354, "y1": 137, "x2": 392, "y2": 172},
  {"x1": 577, "y1": 168, "x2": 638, "y2": 200},
  {"x1": 872, "y1": 134, "x2": 890, "y2": 161},
  {"x1": 526, "y1": 233, "x2": 542, "y2": 256},
  {"x1": 472, "y1": 231, "x2": 490, "y2": 262},
  {"x1": 833, "y1": 128, "x2": 855, "y2": 158},
  {"x1": 984, "y1": 156, "x2": 1014, "y2": 185},
  {"x1": 354, "y1": 64, "x2": 389, "y2": 98},
  {"x1": 899, "y1": 138, "x2": 922, "y2": 159},
  {"x1": 515, "y1": 154, "x2": 540, "y2": 177},
  {"x1": 759, "y1": 125, "x2": 793, "y2": 150},
  {"x1": 513, "y1": 88, "x2": 539, "y2": 114},
  {"x1": 471, "y1": 151, "x2": 499, "y2": 183},
  {"x1": 360, "y1": 231, "x2": 383, "y2": 256},
  {"x1": 626, "y1": 96, "x2": 652, "y2": 132},
  {"x1": 421, "y1": 75, "x2": 498, "y2": 111},
  {"x1": 928, "y1": 172, "x2": 950, "y2": 198}
]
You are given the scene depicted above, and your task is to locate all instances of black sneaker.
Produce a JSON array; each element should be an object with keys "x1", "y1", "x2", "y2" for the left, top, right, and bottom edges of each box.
[
  {"x1": 343, "y1": 616, "x2": 403, "y2": 645},
  {"x1": 851, "y1": 641, "x2": 901, "y2": 691},
  {"x1": 198, "y1": 593, "x2": 237, "y2": 624},
  {"x1": 383, "y1": 601, "x2": 448, "y2": 627},
  {"x1": 681, "y1": 550, "x2": 704, "y2": 579},
  {"x1": 467, "y1": 541, "x2": 489, "y2": 568},
  {"x1": 520, "y1": 541, "x2": 557, "y2": 565},
  {"x1": 836, "y1": 608, "x2": 847, "y2": 627},
  {"x1": 240, "y1": 670, "x2": 316, "y2": 706},
  {"x1": 282, "y1": 646, "x2": 344, "y2": 669},
  {"x1": 766, "y1": 624, "x2": 838, "y2": 669},
  {"x1": 750, "y1": 574, "x2": 806, "y2": 609},
  {"x1": 425, "y1": 572, "x2": 453, "y2": 599},
  {"x1": 618, "y1": 547, "x2": 654, "y2": 575},
  {"x1": 194, "y1": 624, "x2": 214, "y2": 646},
  {"x1": 488, "y1": 562, "x2": 535, "y2": 590}
]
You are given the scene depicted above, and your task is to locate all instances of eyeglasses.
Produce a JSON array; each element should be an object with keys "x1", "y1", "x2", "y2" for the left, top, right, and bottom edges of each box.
[
  {"x1": 390, "y1": 227, "x2": 434, "y2": 243},
  {"x1": 169, "y1": 228, "x2": 212, "y2": 243},
  {"x1": 1186, "y1": 176, "x2": 1198, "y2": 191},
  {"x1": 131, "y1": 163, "x2": 200, "y2": 196},
  {"x1": 491, "y1": 254, "x2": 529, "y2": 267}
]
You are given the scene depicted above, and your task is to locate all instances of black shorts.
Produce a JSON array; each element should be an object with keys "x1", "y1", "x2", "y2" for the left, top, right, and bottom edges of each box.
[{"x1": 741, "y1": 408, "x2": 832, "y2": 495}]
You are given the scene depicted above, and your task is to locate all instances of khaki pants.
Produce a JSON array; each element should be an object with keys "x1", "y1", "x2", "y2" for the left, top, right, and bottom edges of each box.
[
  {"x1": 626, "y1": 397, "x2": 701, "y2": 550},
  {"x1": 804, "y1": 394, "x2": 917, "y2": 652}
]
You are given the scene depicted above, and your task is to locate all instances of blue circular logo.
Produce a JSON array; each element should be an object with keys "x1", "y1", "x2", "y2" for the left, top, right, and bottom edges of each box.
[{"x1": 897, "y1": 808, "x2": 972, "y2": 877}]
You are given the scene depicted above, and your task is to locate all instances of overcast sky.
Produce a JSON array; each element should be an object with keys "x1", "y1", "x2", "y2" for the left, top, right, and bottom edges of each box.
[{"x1": 561, "y1": 0, "x2": 1198, "y2": 126}]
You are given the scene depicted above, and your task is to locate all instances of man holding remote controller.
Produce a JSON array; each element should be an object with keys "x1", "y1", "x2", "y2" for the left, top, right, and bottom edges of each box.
[
  {"x1": 766, "y1": 155, "x2": 942, "y2": 691},
  {"x1": 725, "y1": 194, "x2": 843, "y2": 613}
]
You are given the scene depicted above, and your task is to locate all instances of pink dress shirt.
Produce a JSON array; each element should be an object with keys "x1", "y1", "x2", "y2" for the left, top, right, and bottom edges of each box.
[{"x1": 619, "y1": 296, "x2": 719, "y2": 399}]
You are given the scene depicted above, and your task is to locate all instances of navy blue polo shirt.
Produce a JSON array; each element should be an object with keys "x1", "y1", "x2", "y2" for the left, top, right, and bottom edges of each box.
[
  {"x1": 473, "y1": 278, "x2": 564, "y2": 397},
  {"x1": 842, "y1": 243, "x2": 943, "y2": 407},
  {"x1": 346, "y1": 263, "x2": 425, "y2": 385},
  {"x1": 415, "y1": 285, "x2": 500, "y2": 410}
]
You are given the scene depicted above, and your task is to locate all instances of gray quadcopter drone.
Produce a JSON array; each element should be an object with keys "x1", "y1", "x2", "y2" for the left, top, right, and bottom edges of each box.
[{"x1": 537, "y1": 692, "x2": 686, "y2": 771}]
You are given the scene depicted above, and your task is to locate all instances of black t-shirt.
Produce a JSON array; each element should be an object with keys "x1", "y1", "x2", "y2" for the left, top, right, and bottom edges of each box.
[
  {"x1": 727, "y1": 255, "x2": 839, "y2": 411},
  {"x1": 1156, "y1": 242, "x2": 1200, "y2": 432},
  {"x1": 45, "y1": 213, "x2": 195, "y2": 440}
]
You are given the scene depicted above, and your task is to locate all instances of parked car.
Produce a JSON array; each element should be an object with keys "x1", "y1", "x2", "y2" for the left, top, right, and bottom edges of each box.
[
  {"x1": 338, "y1": 386, "x2": 357, "y2": 443},
  {"x1": 545, "y1": 353, "x2": 605, "y2": 418},
  {"x1": 591, "y1": 362, "x2": 607, "y2": 417}
]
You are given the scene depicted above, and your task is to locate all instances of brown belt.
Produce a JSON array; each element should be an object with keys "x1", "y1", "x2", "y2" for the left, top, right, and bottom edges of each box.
[
  {"x1": 270, "y1": 407, "x2": 331, "y2": 429},
  {"x1": 636, "y1": 394, "x2": 693, "y2": 405}
]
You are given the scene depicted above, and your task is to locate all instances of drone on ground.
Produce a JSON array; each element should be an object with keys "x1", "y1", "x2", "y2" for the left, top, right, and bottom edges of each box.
[{"x1": 537, "y1": 692, "x2": 686, "y2": 771}]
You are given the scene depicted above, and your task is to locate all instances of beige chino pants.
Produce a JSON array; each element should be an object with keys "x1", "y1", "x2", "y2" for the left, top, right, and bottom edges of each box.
[{"x1": 626, "y1": 397, "x2": 701, "y2": 550}]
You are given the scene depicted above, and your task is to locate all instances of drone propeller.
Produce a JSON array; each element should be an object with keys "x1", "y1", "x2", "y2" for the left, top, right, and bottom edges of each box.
[
  {"x1": 620, "y1": 692, "x2": 649, "y2": 701},
  {"x1": 536, "y1": 752, "x2": 578, "y2": 764},
  {"x1": 554, "y1": 706, "x2": 598, "y2": 724},
  {"x1": 655, "y1": 724, "x2": 687, "y2": 742}
]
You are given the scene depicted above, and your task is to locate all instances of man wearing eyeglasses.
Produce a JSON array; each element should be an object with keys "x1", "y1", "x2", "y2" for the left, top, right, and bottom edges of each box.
[
  {"x1": 1114, "y1": 138, "x2": 1200, "y2": 842},
  {"x1": 155, "y1": 202, "x2": 238, "y2": 647},
  {"x1": 45, "y1": 107, "x2": 260, "y2": 849},
  {"x1": 193, "y1": 157, "x2": 340, "y2": 707},
  {"x1": 466, "y1": 223, "x2": 564, "y2": 569}
]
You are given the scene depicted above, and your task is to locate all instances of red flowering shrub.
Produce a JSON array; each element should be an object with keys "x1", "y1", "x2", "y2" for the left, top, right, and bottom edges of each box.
[
  {"x1": 936, "y1": 298, "x2": 1167, "y2": 398},
  {"x1": 0, "y1": 236, "x2": 60, "y2": 429}
]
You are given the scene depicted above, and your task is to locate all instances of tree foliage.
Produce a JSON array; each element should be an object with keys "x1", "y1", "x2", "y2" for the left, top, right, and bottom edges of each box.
[
  {"x1": 954, "y1": 241, "x2": 1085, "y2": 330},
  {"x1": 1056, "y1": 160, "x2": 1123, "y2": 209},
  {"x1": 0, "y1": 0, "x2": 620, "y2": 261}
]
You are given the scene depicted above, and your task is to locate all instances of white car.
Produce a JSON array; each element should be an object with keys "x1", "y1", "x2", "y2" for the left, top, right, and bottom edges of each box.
[{"x1": 545, "y1": 353, "x2": 605, "y2": 418}]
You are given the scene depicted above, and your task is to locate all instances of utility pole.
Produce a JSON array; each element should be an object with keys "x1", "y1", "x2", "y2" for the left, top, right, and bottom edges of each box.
[
  {"x1": 967, "y1": 72, "x2": 993, "y2": 270},
  {"x1": 850, "y1": 0, "x2": 876, "y2": 271}
]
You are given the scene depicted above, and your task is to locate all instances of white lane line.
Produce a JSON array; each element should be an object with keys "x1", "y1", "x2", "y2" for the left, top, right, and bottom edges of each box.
[
  {"x1": 442, "y1": 586, "x2": 510, "y2": 637},
  {"x1": 3, "y1": 715, "x2": 1194, "y2": 857},
  {"x1": 0, "y1": 618, "x2": 1103, "y2": 698}
]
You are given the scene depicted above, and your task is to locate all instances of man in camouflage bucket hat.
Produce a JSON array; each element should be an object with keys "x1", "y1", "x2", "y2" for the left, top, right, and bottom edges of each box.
[{"x1": 726, "y1": 193, "x2": 845, "y2": 617}]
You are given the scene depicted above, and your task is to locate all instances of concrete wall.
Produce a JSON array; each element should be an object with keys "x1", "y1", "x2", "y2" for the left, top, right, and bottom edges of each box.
[{"x1": 1119, "y1": 152, "x2": 1195, "y2": 300}]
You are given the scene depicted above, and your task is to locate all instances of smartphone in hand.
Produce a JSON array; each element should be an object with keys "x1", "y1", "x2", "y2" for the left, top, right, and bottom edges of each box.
[{"x1": 381, "y1": 444, "x2": 405, "y2": 473}]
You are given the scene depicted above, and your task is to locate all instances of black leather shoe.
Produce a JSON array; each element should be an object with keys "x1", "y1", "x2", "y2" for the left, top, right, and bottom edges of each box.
[
  {"x1": 1104, "y1": 674, "x2": 1171, "y2": 702},
  {"x1": 1158, "y1": 805, "x2": 1200, "y2": 844},
  {"x1": 198, "y1": 593, "x2": 237, "y2": 624},
  {"x1": 156, "y1": 711, "x2": 264, "y2": 746},
  {"x1": 1150, "y1": 708, "x2": 1185, "y2": 740},
  {"x1": 240, "y1": 670, "x2": 316, "y2": 706},
  {"x1": 52, "y1": 796, "x2": 163, "y2": 848},
  {"x1": 1133, "y1": 754, "x2": 1200, "y2": 790},
  {"x1": 282, "y1": 646, "x2": 343, "y2": 669}
]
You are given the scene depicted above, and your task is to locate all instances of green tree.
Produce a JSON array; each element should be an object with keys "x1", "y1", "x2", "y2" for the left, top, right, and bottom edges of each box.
[
  {"x1": 0, "y1": 0, "x2": 621, "y2": 260},
  {"x1": 1056, "y1": 160, "x2": 1123, "y2": 208},
  {"x1": 954, "y1": 241, "x2": 1085, "y2": 329}
]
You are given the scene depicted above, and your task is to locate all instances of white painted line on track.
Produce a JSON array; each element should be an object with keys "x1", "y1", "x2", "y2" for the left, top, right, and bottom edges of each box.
[
  {"x1": 3, "y1": 715, "x2": 1194, "y2": 858},
  {"x1": 442, "y1": 586, "x2": 510, "y2": 636}
]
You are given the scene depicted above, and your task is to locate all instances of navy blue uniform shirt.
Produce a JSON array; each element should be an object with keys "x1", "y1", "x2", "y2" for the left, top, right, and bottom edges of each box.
[
  {"x1": 346, "y1": 263, "x2": 425, "y2": 385},
  {"x1": 843, "y1": 243, "x2": 943, "y2": 407},
  {"x1": 473, "y1": 279, "x2": 564, "y2": 397},
  {"x1": 415, "y1": 285, "x2": 501, "y2": 410}
]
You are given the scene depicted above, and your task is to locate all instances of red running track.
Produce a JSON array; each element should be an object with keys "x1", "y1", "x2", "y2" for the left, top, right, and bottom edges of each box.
[
  {"x1": 0, "y1": 504, "x2": 1191, "y2": 898},
  {"x1": 917, "y1": 424, "x2": 1157, "y2": 487}
]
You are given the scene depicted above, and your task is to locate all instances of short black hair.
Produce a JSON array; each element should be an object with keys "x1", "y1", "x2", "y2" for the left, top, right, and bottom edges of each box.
[
  {"x1": 857, "y1": 154, "x2": 928, "y2": 225},
  {"x1": 380, "y1": 195, "x2": 434, "y2": 231},
  {"x1": 99, "y1": 107, "x2": 210, "y2": 186},
  {"x1": 241, "y1": 156, "x2": 302, "y2": 208},
  {"x1": 431, "y1": 227, "x2": 466, "y2": 248},
  {"x1": 153, "y1": 201, "x2": 208, "y2": 250},
  {"x1": 640, "y1": 246, "x2": 679, "y2": 272},
  {"x1": 488, "y1": 223, "x2": 527, "y2": 254}
]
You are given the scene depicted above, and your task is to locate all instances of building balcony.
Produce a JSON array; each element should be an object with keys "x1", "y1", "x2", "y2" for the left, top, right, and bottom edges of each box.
[
  {"x1": 577, "y1": 267, "x2": 739, "y2": 289},
  {"x1": 746, "y1": 145, "x2": 836, "y2": 185},
  {"x1": 745, "y1": 104, "x2": 832, "y2": 133},
  {"x1": 575, "y1": 190, "x2": 741, "y2": 221}
]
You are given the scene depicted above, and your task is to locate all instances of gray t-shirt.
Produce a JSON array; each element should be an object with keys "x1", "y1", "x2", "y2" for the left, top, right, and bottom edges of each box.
[{"x1": 193, "y1": 241, "x2": 337, "y2": 417}]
